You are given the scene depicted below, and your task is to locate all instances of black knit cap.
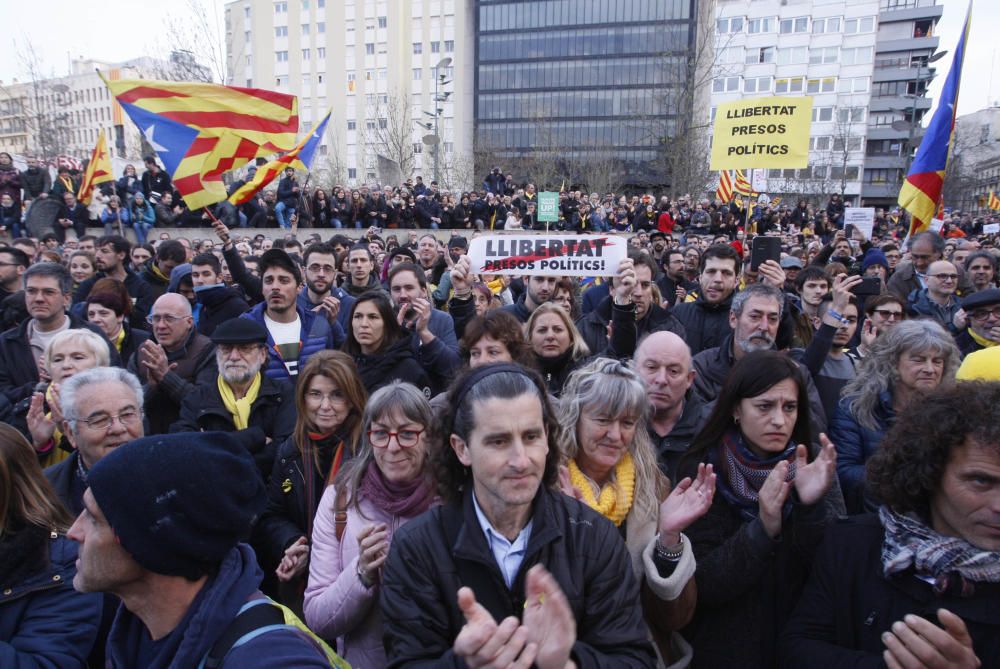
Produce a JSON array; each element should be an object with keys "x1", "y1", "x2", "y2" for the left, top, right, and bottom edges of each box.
[{"x1": 87, "y1": 432, "x2": 265, "y2": 579}]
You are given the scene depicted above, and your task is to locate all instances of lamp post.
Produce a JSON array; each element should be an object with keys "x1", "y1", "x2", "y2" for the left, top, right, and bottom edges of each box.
[{"x1": 422, "y1": 57, "x2": 452, "y2": 185}]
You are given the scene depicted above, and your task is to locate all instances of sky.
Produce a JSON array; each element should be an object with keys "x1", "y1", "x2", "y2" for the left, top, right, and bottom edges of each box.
[{"x1": 1, "y1": 0, "x2": 997, "y2": 118}]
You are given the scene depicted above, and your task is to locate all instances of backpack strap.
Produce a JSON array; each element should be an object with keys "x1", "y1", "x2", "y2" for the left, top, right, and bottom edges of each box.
[
  {"x1": 334, "y1": 485, "x2": 348, "y2": 543},
  {"x1": 203, "y1": 599, "x2": 284, "y2": 669}
]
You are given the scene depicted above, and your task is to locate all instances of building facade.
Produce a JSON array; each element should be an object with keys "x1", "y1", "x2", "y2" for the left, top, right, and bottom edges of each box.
[
  {"x1": 861, "y1": 0, "x2": 942, "y2": 207},
  {"x1": 225, "y1": 0, "x2": 475, "y2": 189},
  {"x1": 710, "y1": 0, "x2": 880, "y2": 204},
  {"x1": 947, "y1": 106, "x2": 1000, "y2": 214},
  {"x1": 0, "y1": 56, "x2": 186, "y2": 164},
  {"x1": 473, "y1": 0, "x2": 700, "y2": 189}
]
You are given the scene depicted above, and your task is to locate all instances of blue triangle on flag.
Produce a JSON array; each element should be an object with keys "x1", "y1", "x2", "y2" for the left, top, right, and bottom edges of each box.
[{"x1": 119, "y1": 102, "x2": 201, "y2": 177}]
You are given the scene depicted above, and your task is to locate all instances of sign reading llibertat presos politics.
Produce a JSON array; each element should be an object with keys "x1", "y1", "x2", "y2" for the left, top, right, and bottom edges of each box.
[
  {"x1": 710, "y1": 96, "x2": 813, "y2": 171},
  {"x1": 537, "y1": 192, "x2": 560, "y2": 223},
  {"x1": 467, "y1": 235, "x2": 627, "y2": 277}
]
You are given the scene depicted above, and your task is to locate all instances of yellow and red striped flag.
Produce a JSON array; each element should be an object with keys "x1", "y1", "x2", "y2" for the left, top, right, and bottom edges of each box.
[
  {"x1": 734, "y1": 169, "x2": 755, "y2": 196},
  {"x1": 229, "y1": 110, "x2": 332, "y2": 206},
  {"x1": 100, "y1": 75, "x2": 299, "y2": 209},
  {"x1": 716, "y1": 170, "x2": 733, "y2": 202},
  {"x1": 77, "y1": 130, "x2": 113, "y2": 205},
  {"x1": 989, "y1": 191, "x2": 1000, "y2": 211}
]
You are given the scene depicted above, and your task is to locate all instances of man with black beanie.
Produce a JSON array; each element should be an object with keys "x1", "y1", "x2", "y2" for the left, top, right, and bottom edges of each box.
[{"x1": 67, "y1": 431, "x2": 337, "y2": 668}]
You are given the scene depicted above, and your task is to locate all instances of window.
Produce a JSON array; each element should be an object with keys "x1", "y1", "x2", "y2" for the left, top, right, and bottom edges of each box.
[
  {"x1": 775, "y1": 77, "x2": 805, "y2": 94},
  {"x1": 809, "y1": 47, "x2": 838, "y2": 65},
  {"x1": 431, "y1": 41, "x2": 441, "y2": 53},
  {"x1": 413, "y1": 143, "x2": 423, "y2": 154},
  {"x1": 839, "y1": 77, "x2": 869, "y2": 94},
  {"x1": 275, "y1": 26, "x2": 288, "y2": 37},
  {"x1": 838, "y1": 107, "x2": 866, "y2": 123},
  {"x1": 744, "y1": 77, "x2": 772, "y2": 94},
  {"x1": 746, "y1": 47, "x2": 775, "y2": 64},
  {"x1": 413, "y1": 42, "x2": 422, "y2": 54},
  {"x1": 244, "y1": 6, "x2": 251, "y2": 17},
  {"x1": 276, "y1": 75, "x2": 289, "y2": 86},
  {"x1": 377, "y1": 16, "x2": 387, "y2": 28},
  {"x1": 276, "y1": 51, "x2": 288, "y2": 62},
  {"x1": 841, "y1": 47, "x2": 873, "y2": 65},
  {"x1": 318, "y1": 22, "x2": 325, "y2": 33},
  {"x1": 810, "y1": 136, "x2": 832, "y2": 151},
  {"x1": 833, "y1": 137, "x2": 863, "y2": 152},
  {"x1": 712, "y1": 76, "x2": 740, "y2": 93},
  {"x1": 302, "y1": 48, "x2": 311, "y2": 60},
  {"x1": 348, "y1": 168, "x2": 357, "y2": 179},
  {"x1": 777, "y1": 47, "x2": 808, "y2": 65},
  {"x1": 812, "y1": 17, "x2": 841, "y2": 33},
  {"x1": 274, "y1": 1, "x2": 287, "y2": 13},
  {"x1": 317, "y1": 47, "x2": 326, "y2": 58},
  {"x1": 378, "y1": 119, "x2": 387, "y2": 129},
  {"x1": 444, "y1": 40, "x2": 454, "y2": 51},
  {"x1": 812, "y1": 106, "x2": 834, "y2": 122},
  {"x1": 245, "y1": 30, "x2": 251, "y2": 42},
  {"x1": 318, "y1": 0, "x2": 324, "y2": 6},
  {"x1": 716, "y1": 17, "x2": 744, "y2": 34},
  {"x1": 301, "y1": 24, "x2": 310, "y2": 35},
  {"x1": 807, "y1": 77, "x2": 836, "y2": 94},
  {"x1": 365, "y1": 43, "x2": 375, "y2": 55},
  {"x1": 844, "y1": 17, "x2": 875, "y2": 34},
  {"x1": 413, "y1": 68, "x2": 422, "y2": 80},
  {"x1": 780, "y1": 17, "x2": 809, "y2": 33},
  {"x1": 378, "y1": 68, "x2": 386, "y2": 80},
  {"x1": 747, "y1": 17, "x2": 775, "y2": 33},
  {"x1": 246, "y1": 55, "x2": 252, "y2": 65},
  {"x1": 347, "y1": 120, "x2": 356, "y2": 130}
]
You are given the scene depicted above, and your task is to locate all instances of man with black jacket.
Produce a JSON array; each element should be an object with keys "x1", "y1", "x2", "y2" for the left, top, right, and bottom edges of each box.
[
  {"x1": 170, "y1": 318, "x2": 294, "y2": 482},
  {"x1": 73, "y1": 235, "x2": 154, "y2": 325},
  {"x1": 0, "y1": 263, "x2": 118, "y2": 406},
  {"x1": 381, "y1": 364, "x2": 656, "y2": 668},
  {"x1": 672, "y1": 244, "x2": 740, "y2": 355},
  {"x1": 138, "y1": 239, "x2": 186, "y2": 302},
  {"x1": 275, "y1": 167, "x2": 299, "y2": 230},
  {"x1": 140, "y1": 155, "x2": 172, "y2": 202},
  {"x1": 20, "y1": 158, "x2": 51, "y2": 199},
  {"x1": 190, "y1": 252, "x2": 250, "y2": 337}
]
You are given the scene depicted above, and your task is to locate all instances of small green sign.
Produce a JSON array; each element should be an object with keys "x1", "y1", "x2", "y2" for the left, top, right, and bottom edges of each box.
[{"x1": 538, "y1": 191, "x2": 559, "y2": 222}]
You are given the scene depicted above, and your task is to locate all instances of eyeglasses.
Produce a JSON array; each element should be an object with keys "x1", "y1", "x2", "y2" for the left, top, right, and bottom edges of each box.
[
  {"x1": 927, "y1": 273, "x2": 958, "y2": 281},
  {"x1": 307, "y1": 264, "x2": 336, "y2": 274},
  {"x1": 969, "y1": 306, "x2": 1000, "y2": 322},
  {"x1": 146, "y1": 314, "x2": 188, "y2": 325},
  {"x1": 76, "y1": 409, "x2": 142, "y2": 431},
  {"x1": 871, "y1": 309, "x2": 904, "y2": 320},
  {"x1": 368, "y1": 428, "x2": 424, "y2": 448}
]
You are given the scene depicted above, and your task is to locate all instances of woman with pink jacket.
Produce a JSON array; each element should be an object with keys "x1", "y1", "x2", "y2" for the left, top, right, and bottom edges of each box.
[{"x1": 304, "y1": 381, "x2": 437, "y2": 668}]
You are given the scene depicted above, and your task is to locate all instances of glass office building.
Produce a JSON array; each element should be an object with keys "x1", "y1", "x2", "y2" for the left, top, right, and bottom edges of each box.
[{"x1": 475, "y1": 0, "x2": 698, "y2": 186}]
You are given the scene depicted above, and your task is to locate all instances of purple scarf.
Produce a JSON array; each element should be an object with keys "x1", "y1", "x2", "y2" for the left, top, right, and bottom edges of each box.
[
  {"x1": 358, "y1": 460, "x2": 435, "y2": 518},
  {"x1": 712, "y1": 428, "x2": 797, "y2": 521}
]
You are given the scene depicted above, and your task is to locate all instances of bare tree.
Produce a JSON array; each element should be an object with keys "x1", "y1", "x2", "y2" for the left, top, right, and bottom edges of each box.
[
  {"x1": 574, "y1": 145, "x2": 628, "y2": 196},
  {"x1": 6, "y1": 38, "x2": 72, "y2": 160},
  {"x1": 150, "y1": 0, "x2": 226, "y2": 83},
  {"x1": 316, "y1": 130, "x2": 349, "y2": 191},
  {"x1": 366, "y1": 91, "x2": 416, "y2": 185}
]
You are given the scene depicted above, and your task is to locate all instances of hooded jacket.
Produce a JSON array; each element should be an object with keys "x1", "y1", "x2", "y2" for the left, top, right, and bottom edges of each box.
[
  {"x1": 104, "y1": 544, "x2": 329, "y2": 668},
  {"x1": 241, "y1": 301, "x2": 340, "y2": 383}
]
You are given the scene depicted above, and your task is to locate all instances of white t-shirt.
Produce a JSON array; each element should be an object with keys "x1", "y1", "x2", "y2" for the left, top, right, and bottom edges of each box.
[{"x1": 264, "y1": 313, "x2": 302, "y2": 376}]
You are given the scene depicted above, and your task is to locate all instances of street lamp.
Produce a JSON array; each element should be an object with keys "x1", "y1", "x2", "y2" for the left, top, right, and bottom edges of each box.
[{"x1": 420, "y1": 56, "x2": 452, "y2": 185}]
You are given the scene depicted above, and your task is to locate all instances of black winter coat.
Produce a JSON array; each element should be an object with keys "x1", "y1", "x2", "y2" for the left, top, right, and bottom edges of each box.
[
  {"x1": 195, "y1": 285, "x2": 250, "y2": 337},
  {"x1": 575, "y1": 296, "x2": 686, "y2": 360},
  {"x1": 679, "y1": 455, "x2": 844, "y2": 669},
  {"x1": 380, "y1": 487, "x2": 657, "y2": 668},
  {"x1": 352, "y1": 334, "x2": 431, "y2": 396},
  {"x1": 0, "y1": 315, "x2": 120, "y2": 406},
  {"x1": 170, "y1": 374, "x2": 295, "y2": 480},
  {"x1": 779, "y1": 515, "x2": 1000, "y2": 668},
  {"x1": 671, "y1": 292, "x2": 735, "y2": 355}
]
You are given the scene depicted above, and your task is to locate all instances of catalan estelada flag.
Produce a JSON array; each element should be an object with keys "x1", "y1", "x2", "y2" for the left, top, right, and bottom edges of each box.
[
  {"x1": 77, "y1": 130, "x2": 113, "y2": 205},
  {"x1": 989, "y1": 190, "x2": 1000, "y2": 211},
  {"x1": 716, "y1": 170, "x2": 733, "y2": 202},
  {"x1": 229, "y1": 110, "x2": 332, "y2": 206},
  {"x1": 898, "y1": 5, "x2": 971, "y2": 238},
  {"x1": 734, "y1": 169, "x2": 755, "y2": 196},
  {"x1": 100, "y1": 75, "x2": 299, "y2": 209}
]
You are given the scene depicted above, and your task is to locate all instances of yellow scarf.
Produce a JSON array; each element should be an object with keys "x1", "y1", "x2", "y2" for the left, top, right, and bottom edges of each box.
[
  {"x1": 217, "y1": 373, "x2": 261, "y2": 430},
  {"x1": 568, "y1": 452, "x2": 635, "y2": 527},
  {"x1": 969, "y1": 328, "x2": 998, "y2": 349},
  {"x1": 486, "y1": 277, "x2": 505, "y2": 295},
  {"x1": 113, "y1": 327, "x2": 126, "y2": 353},
  {"x1": 151, "y1": 263, "x2": 171, "y2": 283}
]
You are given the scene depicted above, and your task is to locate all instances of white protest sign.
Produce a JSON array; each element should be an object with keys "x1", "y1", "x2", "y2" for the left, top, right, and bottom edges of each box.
[
  {"x1": 467, "y1": 235, "x2": 627, "y2": 277},
  {"x1": 928, "y1": 218, "x2": 944, "y2": 233},
  {"x1": 843, "y1": 207, "x2": 875, "y2": 240},
  {"x1": 984, "y1": 223, "x2": 1000, "y2": 234}
]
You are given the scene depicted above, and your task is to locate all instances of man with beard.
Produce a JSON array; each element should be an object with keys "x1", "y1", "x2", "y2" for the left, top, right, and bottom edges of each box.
[
  {"x1": 296, "y1": 242, "x2": 354, "y2": 335},
  {"x1": 171, "y1": 318, "x2": 294, "y2": 481},
  {"x1": 342, "y1": 243, "x2": 383, "y2": 297},
  {"x1": 240, "y1": 249, "x2": 338, "y2": 383},
  {"x1": 691, "y1": 283, "x2": 829, "y2": 432},
  {"x1": 73, "y1": 235, "x2": 154, "y2": 326},
  {"x1": 20, "y1": 157, "x2": 51, "y2": 199},
  {"x1": 657, "y1": 248, "x2": 697, "y2": 308},
  {"x1": 672, "y1": 244, "x2": 740, "y2": 354},
  {"x1": 500, "y1": 274, "x2": 558, "y2": 324}
]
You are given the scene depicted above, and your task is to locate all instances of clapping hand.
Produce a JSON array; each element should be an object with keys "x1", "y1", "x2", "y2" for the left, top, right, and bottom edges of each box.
[
  {"x1": 792, "y1": 434, "x2": 837, "y2": 506},
  {"x1": 658, "y1": 463, "x2": 716, "y2": 545},
  {"x1": 522, "y1": 565, "x2": 576, "y2": 669},
  {"x1": 275, "y1": 536, "x2": 310, "y2": 582}
]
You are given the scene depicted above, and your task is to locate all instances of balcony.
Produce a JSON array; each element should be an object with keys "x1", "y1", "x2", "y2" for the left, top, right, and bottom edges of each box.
[
  {"x1": 868, "y1": 96, "x2": 932, "y2": 113},
  {"x1": 876, "y1": 35, "x2": 939, "y2": 54},
  {"x1": 865, "y1": 155, "x2": 908, "y2": 169},
  {"x1": 878, "y1": 2, "x2": 943, "y2": 24},
  {"x1": 861, "y1": 182, "x2": 903, "y2": 199}
]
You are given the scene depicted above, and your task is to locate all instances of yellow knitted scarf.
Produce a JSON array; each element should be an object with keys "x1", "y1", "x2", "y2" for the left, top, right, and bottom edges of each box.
[
  {"x1": 217, "y1": 373, "x2": 261, "y2": 430},
  {"x1": 969, "y1": 328, "x2": 998, "y2": 349},
  {"x1": 568, "y1": 452, "x2": 635, "y2": 526},
  {"x1": 113, "y1": 327, "x2": 126, "y2": 353}
]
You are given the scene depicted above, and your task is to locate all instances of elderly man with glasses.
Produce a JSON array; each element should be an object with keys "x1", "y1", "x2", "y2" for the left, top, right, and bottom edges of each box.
[
  {"x1": 954, "y1": 288, "x2": 1000, "y2": 358},
  {"x1": 127, "y1": 293, "x2": 216, "y2": 435}
]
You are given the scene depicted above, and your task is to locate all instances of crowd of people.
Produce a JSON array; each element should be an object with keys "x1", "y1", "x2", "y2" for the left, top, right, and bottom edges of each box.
[{"x1": 0, "y1": 163, "x2": 999, "y2": 668}]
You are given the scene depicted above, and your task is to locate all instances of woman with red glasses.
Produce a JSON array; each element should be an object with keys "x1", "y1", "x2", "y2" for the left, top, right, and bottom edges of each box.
[{"x1": 304, "y1": 381, "x2": 437, "y2": 668}]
